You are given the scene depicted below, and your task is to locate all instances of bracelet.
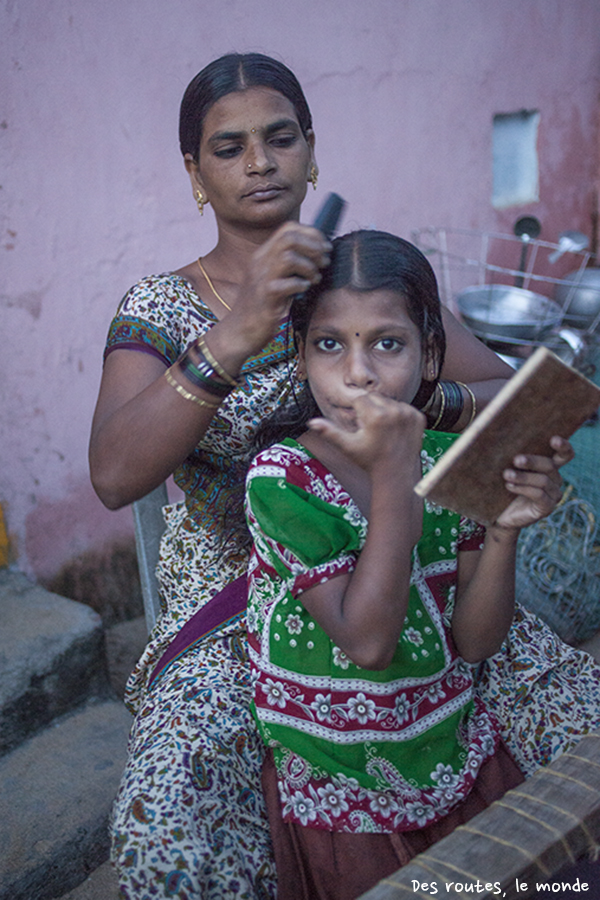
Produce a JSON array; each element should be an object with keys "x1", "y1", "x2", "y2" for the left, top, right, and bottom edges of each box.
[
  {"x1": 430, "y1": 383, "x2": 446, "y2": 430},
  {"x1": 457, "y1": 382, "x2": 477, "y2": 427},
  {"x1": 437, "y1": 380, "x2": 465, "y2": 431},
  {"x1": 196, "y1": 336, "x2": 238, "y2": 388},
  {"x1": 429, "y1": 381, "x2": 466, "y2": 431},
  {"x1": 178, "y1": 352, "x2": 232, "y2": 398},
  {"x1": 164, "y1": 367, "x2": 221, "y2": 409}
]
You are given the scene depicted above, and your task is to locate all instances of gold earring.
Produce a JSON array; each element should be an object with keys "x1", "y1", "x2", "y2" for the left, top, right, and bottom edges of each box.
[
  {"x1": 309, "y1": 163, "x2": 318, "y2": 191},
  {"x1": 195, "y1": 190, "x2": 205, "y2": 216}
]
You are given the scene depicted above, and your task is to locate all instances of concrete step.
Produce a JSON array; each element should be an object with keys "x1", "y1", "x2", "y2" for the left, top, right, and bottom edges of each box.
[
  {"x1": 104, "y1": 615, "x2": 148, "y2": 698},
  {"x1": 0, "y1": 570, "x2": 111, "y2": 756},
  {"x1": 0, "y1": 699, "x2": 132, "y2": 900},
  {"x1": 52, "y1": 861, "x2": 119, "y2": 900}
]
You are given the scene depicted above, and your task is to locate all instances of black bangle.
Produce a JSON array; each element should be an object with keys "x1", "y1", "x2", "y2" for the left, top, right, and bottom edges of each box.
[{"x1": 432, "y1": 381, "x2": 464, "y2": 431}]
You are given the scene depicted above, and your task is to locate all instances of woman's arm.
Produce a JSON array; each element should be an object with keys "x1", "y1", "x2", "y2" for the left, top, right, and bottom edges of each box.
[
  {"x1": 435, "y1": 308, "x2": 515, "y2": 431},
  {"x1": 90, "y1": 348, "x2": 219, "y2": 508},
  {"x1": 89, "y1": 223, "x2": 331, "y2": 509}
]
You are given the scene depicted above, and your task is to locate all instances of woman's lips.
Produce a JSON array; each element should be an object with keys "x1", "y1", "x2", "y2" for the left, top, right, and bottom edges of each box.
[{"x1": 244, "y1": 184, "x2": 284, "y2": 200}]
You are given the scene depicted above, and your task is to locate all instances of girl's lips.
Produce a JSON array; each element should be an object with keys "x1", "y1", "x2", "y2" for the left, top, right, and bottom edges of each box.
[{"x1": 329, "y1": 404, "x2": 359, "y2": 429}]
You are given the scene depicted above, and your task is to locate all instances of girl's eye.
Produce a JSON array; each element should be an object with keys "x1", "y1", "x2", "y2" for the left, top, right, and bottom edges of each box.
[
  {"x1": 374, "y1": 338, "x2": 402, "y2": 351},
  {"x1": 315, "y1": 338, "x2": 342, "y2": 352}
]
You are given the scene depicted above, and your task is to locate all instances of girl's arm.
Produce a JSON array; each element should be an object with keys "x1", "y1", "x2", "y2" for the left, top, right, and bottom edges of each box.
[
  {"x1": 451, "y1": 436, "x2": 572, "y2": 662},
  {"x1": 297, "y1": 395, "x2": 425, "y2": 671},
  {"x1": 89, "y1": 223, "x2": 331, "y2": 509}
]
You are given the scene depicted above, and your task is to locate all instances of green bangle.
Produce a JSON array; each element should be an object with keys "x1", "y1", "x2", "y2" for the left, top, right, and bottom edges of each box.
[
  {"x1": 164, "y1": 367, "x2": 221, "y2": 409},
  {"x1": 197, "y1": 336, "x2": 238, "y2": 388}
]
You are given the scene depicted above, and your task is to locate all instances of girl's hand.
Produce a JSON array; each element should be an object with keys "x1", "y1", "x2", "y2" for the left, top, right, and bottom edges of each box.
[
  {"x1": 309, "y1": 393, "x2": 426, "y2": 477},
  {"x1": 494, "y1": 436, "x2": 573, "y2": 532}
]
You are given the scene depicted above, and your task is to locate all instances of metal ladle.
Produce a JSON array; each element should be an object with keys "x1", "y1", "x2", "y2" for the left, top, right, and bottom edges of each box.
[
  {"x1": 549, "y1": 230, "x2": 589, "y2": 264},
  {"x1": 513, "y1": 216, "x2": 541, "y2": 288}
]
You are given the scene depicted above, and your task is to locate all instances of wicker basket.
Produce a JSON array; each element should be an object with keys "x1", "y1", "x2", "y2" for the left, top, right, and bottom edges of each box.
[{"x1": 363, "y1": 731, "x2": 600, "y2": 900}]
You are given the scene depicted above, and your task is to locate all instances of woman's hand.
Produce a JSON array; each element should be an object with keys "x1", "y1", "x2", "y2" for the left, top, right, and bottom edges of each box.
[
  {"x1": 494, "y1": 436, "x2": 573, "y2": 532},
  {"x1": 228, "y1": 221, "x2": 331, "y2": 354}
]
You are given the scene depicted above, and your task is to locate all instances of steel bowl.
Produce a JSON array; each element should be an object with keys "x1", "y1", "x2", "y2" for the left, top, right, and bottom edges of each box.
[
  {"x1": 554, "y1": 268, "x2": 600, "y2": 330},
  {"x1": 456, "y1": 284, "x2": 563, "y2": 341}
]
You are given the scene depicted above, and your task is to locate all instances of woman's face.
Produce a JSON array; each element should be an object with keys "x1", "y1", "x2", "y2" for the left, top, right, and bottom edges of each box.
[
  {"x1": 298, "y1": 288, "x2": 429, "y2": 432},
  {"x1": 186, "y1": 87, "x2": 315, "y2": 231}
]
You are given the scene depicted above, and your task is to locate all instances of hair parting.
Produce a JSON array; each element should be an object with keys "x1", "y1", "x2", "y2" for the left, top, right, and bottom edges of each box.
[
  {"x1": 179, "y1": 52, "x2": 313, "y2": 160},
  {"x1": 226, "y1": 229, "x2": 447, "y2": 552}
]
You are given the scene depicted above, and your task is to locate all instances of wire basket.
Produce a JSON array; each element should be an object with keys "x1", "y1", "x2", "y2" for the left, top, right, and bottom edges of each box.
[
  {"x1": 412, "y1": 225, "x2": 600, "y2": 645},
  {"x1": 412, "y1": 226, "x2": 600, "y2": 371},
  {"x1": 412, "y1": 226, "x2": 596, "y2": 316}
]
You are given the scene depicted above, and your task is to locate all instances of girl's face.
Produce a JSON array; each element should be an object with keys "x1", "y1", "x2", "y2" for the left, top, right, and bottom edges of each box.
[
  {"x1": 298, "y1": 288, "x2": 432, "y2": 431},
  {"x1": 185, "y1": 87, "x2": 315, "y2": 231}
]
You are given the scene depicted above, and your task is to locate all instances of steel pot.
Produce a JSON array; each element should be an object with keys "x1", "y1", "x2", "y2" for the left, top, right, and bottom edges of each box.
[
  {"x1": 456, "y1": 284, "x2": 563, "y2": 342},
  {"x1": 554, "y1": 268, "x2": 600, "y2": 330}
]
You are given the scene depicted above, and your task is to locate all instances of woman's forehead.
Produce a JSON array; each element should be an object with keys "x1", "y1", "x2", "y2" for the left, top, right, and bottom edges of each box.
[{"x1": 201, "y1": 87, "x2": 301, "y2": 140}]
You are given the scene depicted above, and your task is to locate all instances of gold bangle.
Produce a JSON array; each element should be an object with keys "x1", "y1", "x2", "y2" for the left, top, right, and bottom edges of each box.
[
  {"x1": 164, "y1": 367, "x2": 221, "y2": 409},
  {"x1": 457, "y1": 382, "x2": 477, "y2": 426},
  {"x1": 197, "y1": 336, "x2": 238, "y2": 388},
  {"x1": 431, "y1": 384, "x2": 446, "y2": 429}
]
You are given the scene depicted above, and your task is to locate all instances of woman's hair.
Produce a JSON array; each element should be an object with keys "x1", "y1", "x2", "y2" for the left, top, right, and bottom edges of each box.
[
  {"x1": 179, "y1": 53, "x2": 313, "y2": 160},
  {"x1": 254, "y1": 229, "x2": 446, "y2": 451}
]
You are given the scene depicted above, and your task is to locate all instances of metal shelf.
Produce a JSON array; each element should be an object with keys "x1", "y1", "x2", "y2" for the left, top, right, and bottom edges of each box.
[{"x1": 412, "y1": 225, "x2": 600, "y2": 372}]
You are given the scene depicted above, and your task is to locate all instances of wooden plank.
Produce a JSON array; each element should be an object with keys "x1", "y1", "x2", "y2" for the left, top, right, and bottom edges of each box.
[
  {"x1": 415, "y1": 348, "x2": 600, "y2": 526},
  {"x1": 360, "y1": 731, "x2": 600, "y2": 899}
]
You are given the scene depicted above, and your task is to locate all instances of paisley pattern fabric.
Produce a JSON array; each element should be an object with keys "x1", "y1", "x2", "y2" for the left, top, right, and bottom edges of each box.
[
  {"x1": 246, "y1": 435, "x2": 496, "y2": 834},
  {"x1": 105, "y1": 274, "x2": 295, "y2": 539},
  {"x1": 107, "y1": 275, "x2": 289, "y2": 897},
  {"x1": 477, "y1": 604, "x2": 600, "y2": 777},
  {"x1": 111, "y1": 631, "x2": 274, "y2": 900}
]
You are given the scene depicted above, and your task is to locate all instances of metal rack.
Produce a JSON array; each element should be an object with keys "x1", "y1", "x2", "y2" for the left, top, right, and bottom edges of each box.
[{"x1": 412, "y1": 226, "x2": 600, "y2": 373}]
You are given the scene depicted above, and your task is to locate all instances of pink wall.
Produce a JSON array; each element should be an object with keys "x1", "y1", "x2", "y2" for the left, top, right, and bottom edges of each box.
[{"x1": 2, "y1": 0, "x2": 599, "y2": 579}]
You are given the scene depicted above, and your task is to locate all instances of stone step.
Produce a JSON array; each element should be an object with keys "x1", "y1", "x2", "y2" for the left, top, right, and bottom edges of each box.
[
  {"x1": 0, "y1": 570, "x2": 111, "y2": 756},
  {"x1": 0, "y1": 699, "x2": 132, "y2": 900},
  {"x1": 53, "y1": 861, "x2": 119, "y2": 900}
]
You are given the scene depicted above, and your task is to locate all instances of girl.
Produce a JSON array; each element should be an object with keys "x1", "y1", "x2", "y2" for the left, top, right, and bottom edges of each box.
[{"x1": 245, "y1": 231, "x2": 568, "y2": 899}]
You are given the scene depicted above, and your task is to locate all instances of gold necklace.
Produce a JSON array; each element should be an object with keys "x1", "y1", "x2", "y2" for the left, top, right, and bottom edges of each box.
[{"x1": 196, "y1": 258, "x2": 232, "y2": 312}]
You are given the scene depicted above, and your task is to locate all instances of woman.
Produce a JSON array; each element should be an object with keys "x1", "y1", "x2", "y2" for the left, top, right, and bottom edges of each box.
[{"x1": 90, "y1": 53, "x2": 598, "y2": 899}]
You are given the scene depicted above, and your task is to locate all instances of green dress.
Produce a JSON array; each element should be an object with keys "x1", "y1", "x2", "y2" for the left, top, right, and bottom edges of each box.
[{"x1": 246, "y1": 434, "x2": 497, "y2": 833}]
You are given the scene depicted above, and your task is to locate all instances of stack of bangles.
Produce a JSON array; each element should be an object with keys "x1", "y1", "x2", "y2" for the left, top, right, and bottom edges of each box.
[
  {"x1": 164, "y1": 335, "x2": 238, "y2": 409},
  {"x1": 421, "y1": 380, "x2": 477, "y2": 431}
]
